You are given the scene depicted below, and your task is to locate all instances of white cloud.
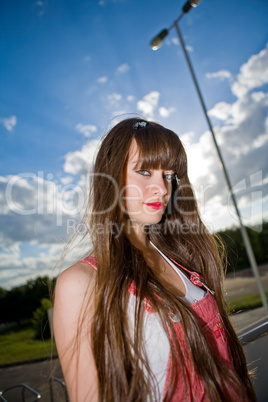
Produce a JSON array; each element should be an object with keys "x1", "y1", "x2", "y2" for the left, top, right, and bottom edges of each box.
[
  {"x1": 206, "y1": 70, "x2": 232, "y2": 80},
  {"x1": 208, "y1": 101, "x2": 233, "y2": 121},
  {"x1": 0, "y1": 232, "x2": 92, "y2": 288},
  {"x1": 181, "y1": 45, "x2": 268, "y2": 231},
  {"x1": 0, "y1": 168, "x2": 93, "y2": 287},
  {"x1": 0, "y1": 176, "x2": 82, "y2": 259},
  {"x1": 137, "y1": 92, "x2": 176, "y2": 119},
  {"x1": 183, "y1": 130, "x2": 216, "y2": 185},
  {"x1": 167, "y1": 36, "x2": 191, "y2": 50},
  {"x1": 215, "y1": 91, "x2": 268, "y2": 155},
  {"x1": 97, "y1": 76, "x2": 108, "y2": 84},
  {"x1": 34, "y1": 0, "x2": 45, "y2": 17},
  {"x1": 171, "y1": 37, "x2": 179, "y2": 46},
  {"x1": 183, "y1": 116, "x2": 267, "y2": 232},
  {"x1": 60, "y1": 176, "x2": 74, "y2": 185},
  {"x1": 159, "y1": 106, "x2": 176, "y2": 118},
  {"x1": 137, "y1": 91, "x2": 160, "y2": 118},
  {"x1": 1, "y1": 174, "x2": 38, "y2": 215},
  {"x1": 137, "y1": 101, "x2": 154, "y2": 117},
  {"x1": 127, "y1": 95, "x2": 135, "y2": 102},
  {"x1": 117, "y1": 63, "x2": 130, "y2": 73},
  {"x1": 0, "y1": 133, "x2": 102, "y2": 288},
  {"x1": 231, "y1": 44, "x2": 268, "y2": 98},
  {"x1": 75, "y1": 123, "x2": 97, "y2": 138},
  {"x1": 253, "y1": 132, "x2": 268, "y2": 149},
  {"x1": 1, "y1": 115, "x2": 17, "y2": 132},
  {"x1": 0, "y1": 242, "x2": 65, "y2": 289},
  {"x1": 107, "y1": 93, "x2": 122, "y2": 105},
  {"x1": 64, "y1": 139, "x2": 100, "y2": 175},
  {"x1": 223, "y1": 91, "x2": 267, "y2": 130},
  {"x1": 186, "y1": 45, "x2": 193, "y2": 52},
  {"x1": 144, "y1": 92, "x2": 159, "y2": 107},
  {"x1": 180, "y1": 131, "x2": 194, "y2": 148},
  {"x1": 1, "y1": 173, "x2": 78, "y2": 219}
]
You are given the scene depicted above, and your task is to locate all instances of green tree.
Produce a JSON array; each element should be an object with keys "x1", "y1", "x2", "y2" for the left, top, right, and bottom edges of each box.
[
  {"x1": 216, "y1": 221, "x2": 268, "y2": 272},
  {"x1": 0, "y1": 276, "x2": 55, "y2": 325},
  {"x1": 32, "y1": 298, "x2": 52, "y2": 339},
  {"x1": 4, "y1": 287, "x2": 25, "y2": 325}
]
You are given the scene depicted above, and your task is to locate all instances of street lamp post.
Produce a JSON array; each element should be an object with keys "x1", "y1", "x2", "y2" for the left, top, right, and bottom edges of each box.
[{"x1": 150, "y1": 0, "x2": 268, "y2": 315}]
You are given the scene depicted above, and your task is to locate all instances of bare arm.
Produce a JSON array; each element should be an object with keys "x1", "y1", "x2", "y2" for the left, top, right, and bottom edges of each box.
[{"x1": 53, "y1": 262, "x2": 99, "y2": 402}]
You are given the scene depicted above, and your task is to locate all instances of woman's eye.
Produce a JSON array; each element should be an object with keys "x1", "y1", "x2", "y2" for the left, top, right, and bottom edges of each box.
[
  {"x1": 137, "y1": 170, "x2": 151, "y2": 176},
  {"x1": 163, "y1": 173, "x2": 174, "y2": 181}
]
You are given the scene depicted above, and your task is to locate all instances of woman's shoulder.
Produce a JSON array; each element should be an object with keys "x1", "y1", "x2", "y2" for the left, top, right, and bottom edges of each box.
[
  {"x1": 53, "y1": 261, "x2": 97, "y2": 336},
  {"x1": 55, "y1": 259, "x2": 97, "y2": 302},
  {"x1": 53, "y1": 261, "x2": 99, "y2": 401}
]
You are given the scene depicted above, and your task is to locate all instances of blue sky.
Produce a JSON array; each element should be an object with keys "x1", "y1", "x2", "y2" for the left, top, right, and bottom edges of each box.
[{"x1": 1, "y1": 0, "x2": 268, "y2": 289}]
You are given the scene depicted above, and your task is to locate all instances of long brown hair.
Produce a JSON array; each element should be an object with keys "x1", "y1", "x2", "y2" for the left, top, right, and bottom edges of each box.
[{"x1": 83, "y1": 118, "x2": 255, "y2": 401}]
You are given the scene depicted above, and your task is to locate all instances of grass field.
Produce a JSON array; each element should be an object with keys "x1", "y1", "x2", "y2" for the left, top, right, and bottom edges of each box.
[
  {"x1": 0, "y1": 321, "x2": 57, "y2": 366},
  {"x1": 1, "y1": 291, "x2": 268, "y2": 366},
  {"x1": 227, "y1": 290, "x2": 268, "y2": 313}
]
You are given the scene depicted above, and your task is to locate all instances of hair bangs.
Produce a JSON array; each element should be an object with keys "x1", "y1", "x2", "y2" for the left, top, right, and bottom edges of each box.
[{"x1": 133, "y1": 122, "x2": 187, "y2": 176}]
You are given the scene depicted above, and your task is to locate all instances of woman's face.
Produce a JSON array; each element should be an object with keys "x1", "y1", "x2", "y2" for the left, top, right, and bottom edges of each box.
[{"x1": 123, "y1": 139, "x2": 174, "y2": 227}]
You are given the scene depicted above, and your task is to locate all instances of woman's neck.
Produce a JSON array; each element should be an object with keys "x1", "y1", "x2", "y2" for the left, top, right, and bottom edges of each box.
[
  {"x1": 126, "y1": 222, "x2": 161, "y2": 268},
  {"x1": 126, "y1": 222, "x2": 149, "y2": 251}
]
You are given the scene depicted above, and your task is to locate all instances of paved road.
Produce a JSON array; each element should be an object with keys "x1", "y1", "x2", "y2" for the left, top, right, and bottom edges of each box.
[
  {"x1": 1, "y1": 267, "x2": 267, "y2": 401},
  {"x1": 243, "y1": 334, "x2": 268, "y2": 402},
  {"x1": 224, "y1": 264, "x2": 268, "y2": 300},
  {"x1": 0, "y1": 359, "x2": 65, "y2": 402},
  {"x1": 1, "y1": 311, "x2": 267, "y2": 402},
  {"x1": 225, "y1": 267, "x2": 268, "y2": 401}
]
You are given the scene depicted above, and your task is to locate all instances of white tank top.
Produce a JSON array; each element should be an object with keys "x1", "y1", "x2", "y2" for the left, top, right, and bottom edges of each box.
[
  {"x1": 149, "y1": 241, "x2": 205, "y2": 305},
  {"x1": 127, "y1": 243, "x2": 206, "y2": 399}
]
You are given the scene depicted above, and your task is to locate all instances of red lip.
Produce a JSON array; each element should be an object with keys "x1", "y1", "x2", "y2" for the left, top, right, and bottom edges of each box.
[{"x1": 145, "y1": 202, "x2": 164, "y2": 210}]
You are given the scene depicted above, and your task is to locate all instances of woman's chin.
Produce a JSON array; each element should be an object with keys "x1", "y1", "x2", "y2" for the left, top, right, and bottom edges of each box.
[{"x1": 129, "y1": 215, "x2": 163, "y2": 227}]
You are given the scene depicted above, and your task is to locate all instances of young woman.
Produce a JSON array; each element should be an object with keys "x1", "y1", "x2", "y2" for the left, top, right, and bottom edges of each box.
[{"x1": 53, "y1": 118, "x2": 256, "y2": 401}]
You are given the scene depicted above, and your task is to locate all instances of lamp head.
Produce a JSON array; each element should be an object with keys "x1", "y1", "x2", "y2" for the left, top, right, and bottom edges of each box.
[
  {"x1": 150, "y1": 29, "x2": 169, "y2": 50},
  {"x1": 190, "y1": 0, "x2": 202, "y2": 7},
  {"x1": 183, "y1": 0, "x2": 202, "y2": 13}
]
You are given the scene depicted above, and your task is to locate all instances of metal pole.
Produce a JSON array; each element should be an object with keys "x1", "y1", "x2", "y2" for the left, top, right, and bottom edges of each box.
[{"x1": 174, "y1": 20, "x2": 268, "y2": 315}]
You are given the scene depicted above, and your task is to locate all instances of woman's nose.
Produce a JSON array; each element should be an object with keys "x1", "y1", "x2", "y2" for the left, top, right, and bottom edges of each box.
[{"x1": 149, "y1": 175, "x2": 168, "y2": 196}]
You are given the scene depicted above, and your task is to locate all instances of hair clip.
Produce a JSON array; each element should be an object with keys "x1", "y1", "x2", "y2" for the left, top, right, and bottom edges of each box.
[
  {"x1": 174, "y1": 174, "x2": 180, "y2": 185},
  {"x1": 133, "y1": 121, "x2": 148, "y2": 129}
]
